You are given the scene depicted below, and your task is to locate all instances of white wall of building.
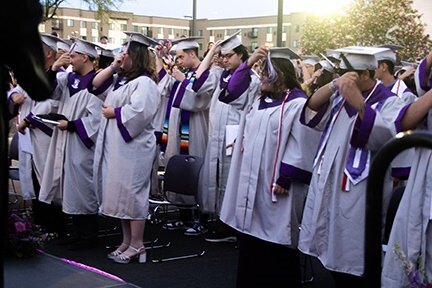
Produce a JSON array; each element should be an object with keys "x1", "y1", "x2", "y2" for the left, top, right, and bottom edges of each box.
[{"x1": 413, "y1": 0, "x2": 432, "y2": 37}]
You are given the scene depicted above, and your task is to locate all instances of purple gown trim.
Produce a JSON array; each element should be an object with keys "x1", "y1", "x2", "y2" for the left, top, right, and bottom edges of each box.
[
  {"x1": 345, "y1": 148, "x2": 369, "y2": 179},
  {"x1": 299, "y1": 96, "x2": 330, "y2": 128},
  {"x1": 277, "y1": 162, "x2": 312, "y2": 188},
  {"x1": 74, "y1": 118, "x2": 94, "y2": 149},
  {"x1": 220, "y1": 61, "x2": 252, "y2": 104},
  {"x1": 350, "y1": 105, "x2": 376, "y2": 148},
  {"x1": 158, "y1": 69, "x2": 167, "y2": 82},
  {"x1": 258, "y1": 88, "x2": 306, "y2": 110},
  {"x1": 172, "y1": 79, "x2": 190, "y2": 108},
  {"x1": 27, "y1": 112, "x2": 53, "y2": 137},
  {"x1": 417, "y1": 58, "x2": 431, "y2": 91},
  {"x1": 67, "y1": 71, "x2": 96, "y2": 97},
  {"x1": 391, "y1": 167, "x2": 411, "y2": 180},
  {"x1": 192, "y1": 69, "x2": 209, "y2": 92},
  {"x1": 394, "y1": 103, "x2": 411, "y2": 133},
  {"x1": 114, "y1": 107, "x2": 133, "y2": 142}
]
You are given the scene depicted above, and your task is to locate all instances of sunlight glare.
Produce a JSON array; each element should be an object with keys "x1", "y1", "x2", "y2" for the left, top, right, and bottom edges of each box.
[{"x1": 289, "y1": 0, "x2": 354, "y2": 16}]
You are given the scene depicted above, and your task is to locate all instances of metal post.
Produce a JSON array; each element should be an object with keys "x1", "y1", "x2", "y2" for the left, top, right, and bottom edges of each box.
[
  {"x1": 191, "y1": 0, "x2": 197, "y2": 37},
  {"x1": 277, "y1": 0, "x2": 283, "y2": 47},
  {"x1": 364, "y1": 131, "x2": 432, "y2": 287}
]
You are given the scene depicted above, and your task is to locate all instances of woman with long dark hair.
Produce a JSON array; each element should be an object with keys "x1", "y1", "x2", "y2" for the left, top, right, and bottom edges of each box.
[
  {"x1": 92, "y1": 32, "x2": 160, "y2": 264},
  {"x1": 219, "y1": 46, "x2": 321, "y2": 287}
]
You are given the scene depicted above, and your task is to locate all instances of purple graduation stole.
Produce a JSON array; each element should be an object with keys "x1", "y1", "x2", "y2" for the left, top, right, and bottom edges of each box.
[{"x1": 160, "y1": 70, "x2": 196, "y2": 155}]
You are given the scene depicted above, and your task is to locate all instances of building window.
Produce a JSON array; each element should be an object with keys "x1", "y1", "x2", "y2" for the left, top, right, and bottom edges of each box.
[
  {"x1": 295, "y1": 25, "x2": 300, "y2": 33},
  {"x1": 132, "y1": 25, "x2": 138, "y2": 32},
  {"x1": 91, "y1": 22, "x2": 98, "y2": 29},
  {"x1": 121, "y1": 24, "x2": 127, "y2": 31},
  {"x1": 267, "y1": 27, "x2": 272, "y2": 34},
  {"x1": 293, "y1": 40, "x2": 298, "y2": 48},
  {"x1": 198, "y1": 43, "x2": 203, "y2": 50},
  {"x1": 183, "y1": 29, "x2": 188, "y2": 36},
  {"x1": 168, "y1": 28, "x2": 174, "y2": 35},
  {"x1": 209, "y1": 30, "x2": 214, "y2": 36},
  {"x1": 81, "y1": 35, "x2": 87, "y2": 40},
  {"x1": 251, "y1": 41, "x2": 258, "y2": 51},
  {"x1": 109, "y1": 23, "x2": 115, "y2": 31},
  {"x1": 109, "y1": 37, "x2": 115, "y2": 44},
  {"x1": 198, "y1": 30, "x2": 203, "y2": 36},
  {"x1": 224, "y1": 29, "x2": 229, "y2": 36},
  {"x1": 67, "y1": 19, "x2": 74, "y2": 27},
  {"x1": 141, "y1": 26, "x2": 148, "y2": 35},
  {"x1": 92, "y1": 36, "x2": 97, "y2": 42},
  {"x1": 80, "y1": 21, "x2": 87, "y2": 28}
]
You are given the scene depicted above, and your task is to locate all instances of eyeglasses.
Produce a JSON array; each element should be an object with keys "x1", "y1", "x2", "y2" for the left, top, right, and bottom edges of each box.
[{"x1": 222, "y1": 52, "x2": 236, "y2": 59}]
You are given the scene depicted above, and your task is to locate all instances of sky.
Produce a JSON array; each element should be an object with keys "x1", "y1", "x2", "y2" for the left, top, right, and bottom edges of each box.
[{"x1": 62, "y1": 0, "x2": 355, "y2": 19}]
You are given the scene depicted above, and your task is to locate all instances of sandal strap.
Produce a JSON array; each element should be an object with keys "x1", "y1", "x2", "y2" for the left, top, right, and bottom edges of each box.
[{"x1": 128, "y1": 245, "x2": 145, "y2": 253}]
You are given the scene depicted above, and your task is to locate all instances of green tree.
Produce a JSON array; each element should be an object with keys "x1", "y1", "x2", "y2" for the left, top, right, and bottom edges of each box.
[
  {"x1": 41, "y1": 0, "x2": 122, "y2": 21},
  {"x1": 301, "y1": 0, "x2": 432, "y2": 61}
]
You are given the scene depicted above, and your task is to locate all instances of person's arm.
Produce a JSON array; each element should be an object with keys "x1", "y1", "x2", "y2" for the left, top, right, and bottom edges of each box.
[
  {"x1": 92, "y1": 53, "x2": 123, "y2": 89},
  {"x1": 400, "y1": 88, "x2": 432, "y2": 131},
  {"x1": 195, "y1": 40, "x2": 222, "y2": 79}
]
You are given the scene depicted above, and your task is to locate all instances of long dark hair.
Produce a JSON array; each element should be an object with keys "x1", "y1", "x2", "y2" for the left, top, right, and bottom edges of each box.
[
  {"x1": 261, "y1": 57, "x2": 303, "y2": 98},
  {"x1": 120, "y1": 41, "x2": 158, "y2": 83},
  {"x1": 233, "y1": 45, "x2": 249, "y2": 62}
]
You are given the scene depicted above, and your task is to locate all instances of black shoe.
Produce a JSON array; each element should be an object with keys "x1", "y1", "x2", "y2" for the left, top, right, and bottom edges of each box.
[{"x1": 67, "y1": 238, "x2": 98, "y2": 251}]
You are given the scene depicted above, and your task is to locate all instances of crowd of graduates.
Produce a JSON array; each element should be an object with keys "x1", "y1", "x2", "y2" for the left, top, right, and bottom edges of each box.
[{"x1": 6, "y1": 28, "x2": 432, "y2": 287}]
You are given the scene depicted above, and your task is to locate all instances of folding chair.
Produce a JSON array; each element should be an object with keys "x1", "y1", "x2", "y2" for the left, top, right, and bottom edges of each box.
[
  {"x1": 8, "y1": 132, "x2": 20, "y2": 204},
  {"x1": 149, "y1": 154, "x2": 206, "y2": 263}
]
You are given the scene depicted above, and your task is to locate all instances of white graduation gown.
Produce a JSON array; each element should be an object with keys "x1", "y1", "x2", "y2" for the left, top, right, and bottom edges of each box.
[
  {"x1": 220, "y1": 88, "x2": 321, "y2": 246},
  {"x1": 298, "y1": 83, "x2": 406, "y2": 276},
  {"x1": 199, "y1": 63, "x2": 261, "y2": 215},
  {"x1": 93, "y1": 74, "x2": 160, "y2": 220},
  {"x1": 382, "y1": 58, "x2": 432, "y2": 287},
  {"x1": 39, "y1": 71, "x2": 103, "y2": 215}
]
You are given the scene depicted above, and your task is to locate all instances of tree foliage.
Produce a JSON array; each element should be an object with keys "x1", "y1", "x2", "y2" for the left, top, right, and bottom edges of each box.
[
  {"x1": 301, "y1": 0, "x2": 432, "y2": 61},
  {"x1": 41, "y1": 0, "x2": 122, "y2": 21}
]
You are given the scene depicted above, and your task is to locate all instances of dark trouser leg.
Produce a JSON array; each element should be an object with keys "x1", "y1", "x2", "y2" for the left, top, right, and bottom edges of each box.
[
  {"x1": 331, "y1": 271, "x2": 365, "y2": 288},
  {"x1": 236, "y1": 233, "x2": 301, "y2": 288},
  {"x1": 68, "y1": 214, "x2": 98, "y2": 250},
  {"x1": 31, "y1": 168, "x2": 65, "y2": 236}
]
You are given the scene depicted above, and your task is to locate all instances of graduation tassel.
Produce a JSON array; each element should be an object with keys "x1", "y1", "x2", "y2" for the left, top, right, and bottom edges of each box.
[
  {"x1": 341, "y1": 172, "x2": 350, "y2": 192},
  {"x1": 269, "y1": 90, "x2": 290, "y2": 203}
]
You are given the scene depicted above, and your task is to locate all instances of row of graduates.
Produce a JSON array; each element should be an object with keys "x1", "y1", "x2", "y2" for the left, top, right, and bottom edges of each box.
[{"x1": 6, "y1": 29, "x2": 432, "y2": 287}]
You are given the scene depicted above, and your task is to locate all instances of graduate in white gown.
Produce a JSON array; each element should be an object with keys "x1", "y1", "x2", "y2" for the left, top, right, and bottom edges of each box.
[
  {"x1": 297, "y1": 46, "x2": 406, "y2": 287},
  {"x1": 156, "y1": 37, "x2": 217, "y2": 235},
  {"x1": 197, "y1": 31, "x2": 261, "y2": 241},
  {"x1": 381, "y1": 51, "x2": 432, "y2": 287},
  {"x1": 16, "y1": 33, "x2": 65, "y2": 235},
  {"x1": 374, "y1": 48, "x2": 417, "y2": 187},
  {"x1": 92, "y1": 32, "x2": 160, "y2": 264},
  {"x1": 38, "y1": 38, "x2": 103, "y2": 250},
  {"x1": 219, "y1": 46, "x2": 321, "y2": 287}
]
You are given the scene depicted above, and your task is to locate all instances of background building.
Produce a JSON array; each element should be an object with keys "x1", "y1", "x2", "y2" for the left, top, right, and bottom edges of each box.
[
  {"x1": 39, "y1": 3, "x2": 430, "y2": 57},
  {"x1": 39, "y1": 7, "x2": 306, "y2": 56}
]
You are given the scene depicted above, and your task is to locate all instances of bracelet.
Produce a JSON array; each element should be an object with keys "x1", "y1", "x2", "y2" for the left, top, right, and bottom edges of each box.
[{"x1": 328, "y1": 80, "x2": 337, "y2": 93}]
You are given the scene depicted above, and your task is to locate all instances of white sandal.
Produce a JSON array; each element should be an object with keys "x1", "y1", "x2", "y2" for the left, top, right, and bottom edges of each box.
[
  {"x1": 107, "y1": 243, "x2": 129, "y2": 260},
  {"x1": 113, "y1": 245, "x2": 146, "y2": 264}
]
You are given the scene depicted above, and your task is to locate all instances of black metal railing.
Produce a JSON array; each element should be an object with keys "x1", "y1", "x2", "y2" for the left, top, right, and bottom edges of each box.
[{"x1": 364, "y1": 130, "x2": 432, "y2": 287}]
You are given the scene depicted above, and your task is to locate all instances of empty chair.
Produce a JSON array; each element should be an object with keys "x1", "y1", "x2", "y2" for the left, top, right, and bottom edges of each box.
[{"x1": 149, "y1": 154, "x2": 205, "y2": 262}]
